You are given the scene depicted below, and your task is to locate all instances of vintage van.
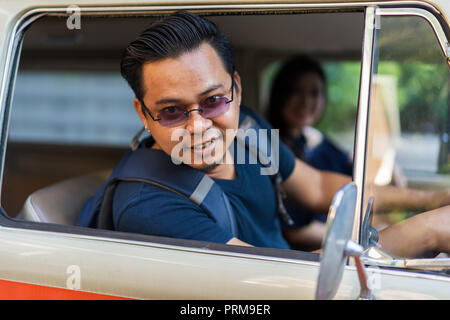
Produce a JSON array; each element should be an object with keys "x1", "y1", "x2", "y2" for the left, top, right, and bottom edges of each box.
[{"x1": 0, "y1": 0, "x2": 449, "y2": 299}]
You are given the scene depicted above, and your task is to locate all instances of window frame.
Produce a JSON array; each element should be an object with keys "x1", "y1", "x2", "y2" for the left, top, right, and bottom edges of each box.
[
  {"x1": 0, "y1": 1, "x2": 447, "y2": 266},
  {"x1": 357, "y1": 6, "x2": 450, "y2": 248}
]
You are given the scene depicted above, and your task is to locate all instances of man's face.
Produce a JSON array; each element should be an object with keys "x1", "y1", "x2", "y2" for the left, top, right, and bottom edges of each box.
[{"x1": 134, "y1": 42, "x2": 242, "y2": 173}]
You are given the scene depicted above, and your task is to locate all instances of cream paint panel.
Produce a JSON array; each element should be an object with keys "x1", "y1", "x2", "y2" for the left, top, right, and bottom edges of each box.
[
  {"x1": 0, "y1": 0, "x2": 449, "y2": 19},
  {"x1": 1, "y1": 226, "x2": 449, "y2": 299},
  {"x1": 0, "y1": 0, "x2": 449, "y2": 300},
  {"x1": 337, "y1": 267, "x2": 450, "y2": 299},
  {"x1": 0, "y1": 227, "x2": 326, "y2": 299},
  {"x1": 0, "y1": 0, "x2": 448, "y2": 55}
]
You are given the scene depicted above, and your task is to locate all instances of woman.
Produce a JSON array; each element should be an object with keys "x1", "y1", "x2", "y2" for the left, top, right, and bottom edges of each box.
[{"x1": 267, "y1": 56, "x2": 352, "y2": 250}]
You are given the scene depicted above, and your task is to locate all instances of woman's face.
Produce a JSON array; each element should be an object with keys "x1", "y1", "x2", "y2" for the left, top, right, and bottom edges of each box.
[{"x1": 281, "y1": 71, "x2": 326, "y2": 131}]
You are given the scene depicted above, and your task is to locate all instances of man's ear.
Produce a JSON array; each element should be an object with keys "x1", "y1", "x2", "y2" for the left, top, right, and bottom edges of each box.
[
  {"x1": 233, "y1": 71, "x2": 242, "y2": 106},
  {"x1": 134, "y1": 97, "x2": 149, "y2": 127}
]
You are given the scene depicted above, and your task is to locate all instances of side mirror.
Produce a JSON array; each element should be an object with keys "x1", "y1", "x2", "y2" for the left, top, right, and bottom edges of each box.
[
  {"x1": 361, "y1": 197, "x2": 379, "y2": 250},
  {"x1": 315, "y1": 183, "x2": 374, "y2": 300}
]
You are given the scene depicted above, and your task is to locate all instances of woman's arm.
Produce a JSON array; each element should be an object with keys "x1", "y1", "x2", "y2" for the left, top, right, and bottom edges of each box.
[{"x1": 370, "y1": 184, "x2": 450, "y2": 213}]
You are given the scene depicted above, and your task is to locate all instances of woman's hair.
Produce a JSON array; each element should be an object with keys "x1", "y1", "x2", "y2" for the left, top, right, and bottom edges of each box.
[
  {"x1": 266, "y1": 55, "x2": 326, "y2": 139},
  {"x1": 120, "y1": 11, "x2": 235, "y2": 101}
]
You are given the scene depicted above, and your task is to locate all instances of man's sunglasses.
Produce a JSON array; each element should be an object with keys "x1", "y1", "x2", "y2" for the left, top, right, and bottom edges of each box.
[{"x1": 140, "y1": 79, "x2": 234, "y2": 127}]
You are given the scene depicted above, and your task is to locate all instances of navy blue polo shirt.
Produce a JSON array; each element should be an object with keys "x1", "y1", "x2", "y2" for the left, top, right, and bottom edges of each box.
[{"x1": 112, "y1": 117, "x2": 296, "y2": 249}]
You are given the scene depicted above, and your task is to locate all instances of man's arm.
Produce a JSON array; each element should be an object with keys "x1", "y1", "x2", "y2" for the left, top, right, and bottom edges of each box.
[
  {"x1": 282, "y1": 158, "x2": 350, "y2": 213},
  {"x1": 281, "y1": 158, "x2": 450, "y2": 257},
  {"x1": 378, "y1": 205, "x2": 450, "y2": 257},
  {"x1": 282, "y1": 158, "x2": 450, "y2": 214},
  {"x1": 227, "y1": 238, "x2": 253, "y2": 247}
]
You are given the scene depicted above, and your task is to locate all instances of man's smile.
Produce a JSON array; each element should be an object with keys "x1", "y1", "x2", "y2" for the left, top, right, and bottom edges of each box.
[{"x1": 191, "y1": 137, "x2": 217, "y2": 150}]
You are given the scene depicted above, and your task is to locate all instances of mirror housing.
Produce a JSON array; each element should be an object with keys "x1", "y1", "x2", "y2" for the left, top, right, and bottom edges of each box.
[{"x1": 315, "y1": 183, "x2": 375, "y2": 300}]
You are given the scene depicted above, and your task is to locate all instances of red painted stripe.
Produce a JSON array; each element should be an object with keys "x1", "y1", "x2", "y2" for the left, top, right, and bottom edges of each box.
[{"x1": 0, "y1": 279, "x2": 132, "y2": 300}]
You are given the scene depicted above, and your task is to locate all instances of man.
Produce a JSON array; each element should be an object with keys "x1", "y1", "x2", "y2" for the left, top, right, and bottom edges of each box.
[{"x1": 80, "y1": 11, "x2": 450, "y2": 258}]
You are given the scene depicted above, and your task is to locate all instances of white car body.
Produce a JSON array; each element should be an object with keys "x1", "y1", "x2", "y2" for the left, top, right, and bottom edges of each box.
[{"x1": 0, "y1": 0, "x2": 448, "y2": 299}]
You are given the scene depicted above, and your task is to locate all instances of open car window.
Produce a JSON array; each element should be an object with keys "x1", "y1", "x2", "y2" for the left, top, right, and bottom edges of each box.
[
  {"x1": 1, "y1": 9, "x2": 363, "y2": 259},
  {"x1": 363, "y1": 12, "x2": 450, "y2": 264}
]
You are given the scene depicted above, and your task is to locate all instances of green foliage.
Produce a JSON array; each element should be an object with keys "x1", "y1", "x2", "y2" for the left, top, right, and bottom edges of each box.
[
  {"x1": 378, "y1": 62, "x2": 448, "y2": 133},
  {"x1": 317, "y1": 61, "x2": 448, "y2": 135},
  {"x1": 316, "y1": 62, "x2": 361, "y2": 135}
]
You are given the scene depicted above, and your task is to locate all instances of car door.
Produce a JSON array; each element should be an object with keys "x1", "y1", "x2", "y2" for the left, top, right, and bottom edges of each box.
[
  {"x1": 350, "y1": 5, "x2": 450, "y2": 299},
  {"x1": 0, "y1": 0, "x2": 448, "y2": 301},
  {"x1": 0, "y1": 1, "x2": 367, "y2": 300}
]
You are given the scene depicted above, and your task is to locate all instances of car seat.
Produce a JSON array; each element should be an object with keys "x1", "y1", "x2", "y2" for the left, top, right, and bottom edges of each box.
[{"x1": 17, "y1": 170, "x2": 110, "y2": 225}]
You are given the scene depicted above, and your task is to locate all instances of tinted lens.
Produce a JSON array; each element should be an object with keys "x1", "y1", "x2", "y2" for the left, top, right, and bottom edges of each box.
[
  {"x1": 200, "y1": 97, "x2": 230, "y2": 118},
  {"x1": 159, "y1": 107, "x2": 187, "y2": 127},
  {"x1": 157, "y1": 97, "x2": 230, "y2": 127}
]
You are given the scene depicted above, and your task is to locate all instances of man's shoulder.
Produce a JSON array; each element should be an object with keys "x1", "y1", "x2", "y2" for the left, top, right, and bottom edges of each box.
[
  {"x1": 113, "y1": 180, "x2": 200, "y2": 213},
  {"x1": 111, "y1": 179, "x2": 233, "y2": 243},
  {"x1": 112, "y1": 180, "x2": 204, "y2": 228},
  {"x1": 239, "y1": 105, "x2": 273, "y2": 130}
]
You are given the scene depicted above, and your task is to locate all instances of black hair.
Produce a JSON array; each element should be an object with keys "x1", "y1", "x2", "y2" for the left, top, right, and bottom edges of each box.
[
  {"x1": 266, "y1": 55, "x2": 326, "y2": 140},
  {"x1": 120, "y1": 11, "x2": 235, "y2": 100}
]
